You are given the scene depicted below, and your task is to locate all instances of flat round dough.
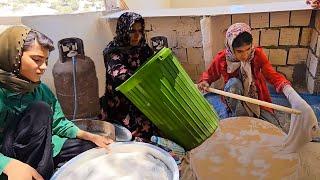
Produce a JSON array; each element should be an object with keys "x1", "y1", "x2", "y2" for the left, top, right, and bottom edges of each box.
[
  {"x1": 53, "y1": 143, "x2": 177, "y2": 180},
  {"x1": 298, "y1": 142, "x2": 320, "y2": 179},
  {"x1": 63, "y1": 152, "x2": 172, "y2": 180},
  {"x1": 189, "y1": 117, "x2": 298, "y2": 179}
]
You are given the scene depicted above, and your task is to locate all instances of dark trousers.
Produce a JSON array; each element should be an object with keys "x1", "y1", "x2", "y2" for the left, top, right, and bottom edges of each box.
[
  {"x1": 224, "y1": 78, "x2": 281, "y2": 127},
  {"x1": 1, "y1": 101, "x2": 96, "y2": 179},
  {"x1": 53, "y1": 139, "x2": 96, "y2": 169}
]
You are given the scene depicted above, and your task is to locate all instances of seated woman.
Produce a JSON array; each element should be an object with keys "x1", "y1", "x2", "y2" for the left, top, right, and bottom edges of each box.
[
  {"x1": 0, "y1": 25, "x2": 113, "y2": 180},
  {"x1": 197, "y1": 23, "x2": 316, "y2": 129},
  {"x1": 180, "y1": 23, "x2": 319, "y2": 180},
  {"x1": 100, "y1": 12, "x2": 160, "y2": 142}
]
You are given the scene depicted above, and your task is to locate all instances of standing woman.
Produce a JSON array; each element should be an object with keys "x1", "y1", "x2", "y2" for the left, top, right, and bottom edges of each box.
[{"x1": 101, "y1": 12, "x2": 159, "y2": 141}]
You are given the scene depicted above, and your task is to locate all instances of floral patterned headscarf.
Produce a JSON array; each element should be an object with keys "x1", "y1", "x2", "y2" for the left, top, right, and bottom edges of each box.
[
  {"x1": 225, "y1": 23, "x2": 255, "y2": 73},
  {"x1": 225, "y1": 23, "x2": 260, "y2": 117}
]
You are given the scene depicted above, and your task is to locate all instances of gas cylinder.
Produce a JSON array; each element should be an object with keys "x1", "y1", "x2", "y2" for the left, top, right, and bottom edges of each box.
[{"x1": 53, "y1": 38, "x2": 99, "y2": 120}]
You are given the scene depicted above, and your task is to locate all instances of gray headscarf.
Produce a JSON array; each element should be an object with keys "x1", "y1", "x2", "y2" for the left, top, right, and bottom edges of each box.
[{"x1": 0, "y1": 25, "x2": 40, "y2": 93}]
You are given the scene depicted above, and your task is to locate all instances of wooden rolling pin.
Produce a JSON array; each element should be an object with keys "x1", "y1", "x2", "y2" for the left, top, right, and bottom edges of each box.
[{"x1": 206, "y1": 87, "x2": 301, "y2": 115}]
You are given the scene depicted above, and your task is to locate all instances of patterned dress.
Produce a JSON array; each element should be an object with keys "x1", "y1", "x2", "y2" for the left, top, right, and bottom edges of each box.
[{"x1": 100, "y1": 12, "x2": 159, "y2": 141}]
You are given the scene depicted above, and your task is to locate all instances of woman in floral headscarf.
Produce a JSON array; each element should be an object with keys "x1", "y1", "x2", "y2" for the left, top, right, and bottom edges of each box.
[
  {"x1": 100, "y1": 12, "x2": 160, "y2": 141},
  {"x1": 181, "y1": 23, "x2": 320, "y2": 179},
  {"x1": 197, "y1": 23, "x2": 317, "y2": 130}
]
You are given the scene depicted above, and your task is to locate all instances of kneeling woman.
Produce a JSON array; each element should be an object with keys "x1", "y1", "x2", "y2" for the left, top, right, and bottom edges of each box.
[{"x1": 198, "y1": 23, "x2": 292, "y2": 127}]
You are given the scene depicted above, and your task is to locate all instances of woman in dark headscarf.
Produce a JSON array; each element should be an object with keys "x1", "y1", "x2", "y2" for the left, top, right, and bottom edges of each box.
[{"x1": 101, "y1": 12, "x2": 159, "y2": 141}]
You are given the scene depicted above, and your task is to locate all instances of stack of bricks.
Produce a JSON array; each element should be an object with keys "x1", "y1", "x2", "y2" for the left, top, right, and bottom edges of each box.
[
  {"x1": 143, "y1": 17, "x2": 204, "y2": 81},
  {"x1": 231, "y1": 10, "x2": 315, "y2": 91},
  {"x1": 306, "y1": 11, "x2": 320, "y2": 94}
]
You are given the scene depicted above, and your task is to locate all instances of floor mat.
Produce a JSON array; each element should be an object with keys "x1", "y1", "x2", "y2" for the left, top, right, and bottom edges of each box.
[{"x1": 270, "y1": 93, "x2": 320, "y2": 121}]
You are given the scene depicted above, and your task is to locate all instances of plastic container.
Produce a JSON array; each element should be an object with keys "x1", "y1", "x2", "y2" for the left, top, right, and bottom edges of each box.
[
  {"x1": 151, "y1": 136, "x2": 185, "y2": 157},
  {"x1": 116, "y1": 48, "x2": 219, "y2": 150}
]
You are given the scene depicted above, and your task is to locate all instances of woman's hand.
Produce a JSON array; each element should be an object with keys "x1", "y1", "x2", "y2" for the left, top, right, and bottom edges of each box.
[
  {"x1": 89, "y1": 134, "x2": 114, "y2": 148},
  {"x1": 76, "y1": 130, "x2": 114, "y2": 148},
  {"x1": 3, "y1": 159, "x2": 43, "y2": 180},
  {"x1": 197, "y1": 81, "x2": 210, "y2": 93}
]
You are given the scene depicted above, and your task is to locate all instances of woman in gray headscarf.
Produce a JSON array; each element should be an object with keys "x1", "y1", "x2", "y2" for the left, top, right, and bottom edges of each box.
[{"x1": 0, "y1": 25, "x2": 113, "y2": 180}]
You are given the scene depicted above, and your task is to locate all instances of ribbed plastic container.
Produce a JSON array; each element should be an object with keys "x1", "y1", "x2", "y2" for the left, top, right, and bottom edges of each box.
[{"x1": 116, "y1": 48, "x2": 219, "y2": 150}]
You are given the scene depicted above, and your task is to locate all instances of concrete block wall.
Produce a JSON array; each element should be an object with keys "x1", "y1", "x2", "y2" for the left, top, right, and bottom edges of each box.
[
  {"x1": 107, "y1": 10, "x2": 318, "y2": 89},
  {"x1": 144, "y1": 17, "x2": 204, "y2": 81},
  {"x1": 306, "y1": 11, "x2": 320, "y2": 94}
]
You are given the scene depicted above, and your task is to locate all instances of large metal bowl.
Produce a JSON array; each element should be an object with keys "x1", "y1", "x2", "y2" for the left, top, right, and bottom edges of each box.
[
  {"x1": 73, "y1": 119, "x2": 116, "y2": 140},
  {"x1": 73, "y1": 119, "x2": 132, "y2": 142},
  {"x1": 51, "y1": 142, "x2": 179, "y2": 180}
]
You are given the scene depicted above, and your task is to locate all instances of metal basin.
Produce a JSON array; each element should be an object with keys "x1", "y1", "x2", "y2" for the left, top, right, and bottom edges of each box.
[
  {"x1": 73, "y1": 119, "x2": 133, "y2": 142},
  {"x1": 73, "y1": 119, "x2": 116, "y2": 140},
  {"x1": 51, "y1": 142, "x2": 179, "y2": 180}
]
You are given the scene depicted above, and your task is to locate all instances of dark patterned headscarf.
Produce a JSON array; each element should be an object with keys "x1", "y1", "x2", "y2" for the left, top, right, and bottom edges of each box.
[
  {"x1": 114, "y1": 12, "x2": 146, "y2": 47},
  {"x1": 103, "y1": 12, "x2": 150, "y2": 58}
]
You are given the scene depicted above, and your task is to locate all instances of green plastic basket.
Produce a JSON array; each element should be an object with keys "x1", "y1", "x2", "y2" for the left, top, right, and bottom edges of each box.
[{"x1": 116, "y1": 48, "x2": 219, "y2": 150}]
